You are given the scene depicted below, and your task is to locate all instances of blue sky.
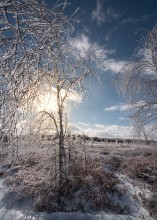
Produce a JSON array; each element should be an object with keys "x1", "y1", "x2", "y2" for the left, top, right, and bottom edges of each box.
[{"x1": 46, "y1": 0, "x2": 157, "y2": 138}]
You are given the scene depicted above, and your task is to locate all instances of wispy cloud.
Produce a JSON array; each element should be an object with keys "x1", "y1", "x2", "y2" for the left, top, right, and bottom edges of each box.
[
  {"x1": 70, "y1": 35, "x2": 90, "y2": 57},
  {"x1": 69, "y1": 123, "x2": 82, "y2": 132},
  {"x1": 78, "y1": 122, "x2": 88, "y2": 126},
  {"x1": 71, "y1": 34, "x2": 125, "y2": 73},
  {"x1": 71, "y1": 34, "x2": 115, "y2": 58},
  {"x1": 104, "y1": 59, "x2": 126, "y2": 73},
  {"x1": 91, "y1": 0, "x2": 122, "y2": 26},
  {"x1": 121, "y1": 15, "x2": 149, "y2": 25},
  {"x1": 118, "y1": 117, "x2": 129, "y2": 121},
  {"x1": 105, "y1": 101, "x2": 147, "y2": 112},
  {"x1": 105, "y1": 27, "x2": 118, "y2": 41},
  {"x1": 105, "y1": 104, "x2": 131, "y2": 112}
]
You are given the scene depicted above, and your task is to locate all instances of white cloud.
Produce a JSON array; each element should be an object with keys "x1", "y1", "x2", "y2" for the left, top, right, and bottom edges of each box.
[
  {"x1": 69, "y1": 123, "x2": 82, "y2": 132},
  {"x1": 67, "y1": 89, "x2": 82, "y2": 103},
  {"x1": 118, "y1": 117, "x2": 129, "y2": 121},
  {"x1": 69, "y1": 120, "x2": 157, "y2": 140},
  {"x1": 105, "y1": 27, "x2": 118, "y2": 41},
  {"x1": 78, "y1": 122, "x2": 88, "y2": 126},
  {"x1": 121, "y1": 15, "x2": 149, "y2": 25},
  {"x1": 71, "y1": 35, "x2": 90, "y2": 57},
  {"x1": 95, "y1": 124, "x2": 106, "y2": 129},
  {"x1": 104, "y1": 59, "x2": 125, "y2": 73},
  {"x1": 105, "y1": 104, "x2": 131, "y2": 111},
  {"x1": 105, "y1": 101, "x2": 147, "y2": 112},
  {"x1": 91, "y1": 0, "x2": 106, "y2": 26},
  {"x1": 91, "y1": 0, "x2": 122, "y2": 26},
  {"x1": 71, "y1": 34, "x2": 115, "y2": 58},
  {"x1": 71, "y1": 122, "x2": 133, "y2": 139},
  {"x1": 30, "y1": 87, "x2": 82, "y2": 114},
  {"x1": 71, "y1": 34, "x2": 126, "y2": 74}
]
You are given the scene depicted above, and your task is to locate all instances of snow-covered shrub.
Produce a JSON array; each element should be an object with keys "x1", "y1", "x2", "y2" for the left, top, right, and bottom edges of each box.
[{"x1": 4, "y1": 152, "x2": 124, "y2": 213}]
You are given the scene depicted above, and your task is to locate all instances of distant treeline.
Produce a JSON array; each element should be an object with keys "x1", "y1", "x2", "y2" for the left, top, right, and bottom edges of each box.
[
  {"x1": 40, "y1": 134, "x2": 156, "y2": 145},
  {"x1": 1, "y1": 133, "x2": 156, "y2": 145}
]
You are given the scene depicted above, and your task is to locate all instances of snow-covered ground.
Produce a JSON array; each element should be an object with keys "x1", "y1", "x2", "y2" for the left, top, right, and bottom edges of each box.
[
  {"x1": 0, "y1": 140, "x2": 156, "y2": 220},
  {"x1": 0, "y1": 176, "x2": 154, "y2": 220}
]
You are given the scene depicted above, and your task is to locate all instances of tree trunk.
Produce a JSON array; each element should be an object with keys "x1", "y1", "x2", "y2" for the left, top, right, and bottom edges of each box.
[{"x1": 57, "y1": 86, "x2": 66, "y2": 198}]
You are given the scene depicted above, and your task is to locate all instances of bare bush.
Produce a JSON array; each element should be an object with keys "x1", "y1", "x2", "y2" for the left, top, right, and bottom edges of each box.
[
  {"x1": 4, "y1": 152, "x2": 123, "y2": 213},
  {"x1": 120, "y1": 152, "x2": 157, "y2": 206}
]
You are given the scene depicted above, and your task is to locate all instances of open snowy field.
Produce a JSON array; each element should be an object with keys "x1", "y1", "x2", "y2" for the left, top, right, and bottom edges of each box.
[{"x1": 0, "y1": 138, "x2": 156, "y2": 220}]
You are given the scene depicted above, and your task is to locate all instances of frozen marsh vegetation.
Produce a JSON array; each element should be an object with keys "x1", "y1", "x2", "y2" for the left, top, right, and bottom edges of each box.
[
  {"x1": 0, "y1": 177, "x2": 153, "y2": 220},
  {"x1": 0, "y1": 137, "x2": 156, "y2": 220}
]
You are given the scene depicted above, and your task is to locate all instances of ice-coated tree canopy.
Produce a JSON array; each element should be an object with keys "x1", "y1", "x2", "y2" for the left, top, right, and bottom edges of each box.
[{"x1": 115, "y1": 23, "x2": 157, "y2": 139}]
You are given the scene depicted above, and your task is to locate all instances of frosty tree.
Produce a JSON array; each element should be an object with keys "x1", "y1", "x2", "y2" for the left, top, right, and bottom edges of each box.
[
  {"x1": 0, "y1": 0, "x2": 104, "y2": 196},
  {"x1": 115, "y1": 23, "x2": 157, "y2": 140}
]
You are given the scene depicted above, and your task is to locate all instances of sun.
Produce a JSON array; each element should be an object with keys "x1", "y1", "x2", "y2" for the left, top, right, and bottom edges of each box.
[
  {"x1": 35, "y1": 91, "x2": 58, "y2": 113},
  {"x1": 31, "y1": 86, "x2": 81, "y2": 114}
]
